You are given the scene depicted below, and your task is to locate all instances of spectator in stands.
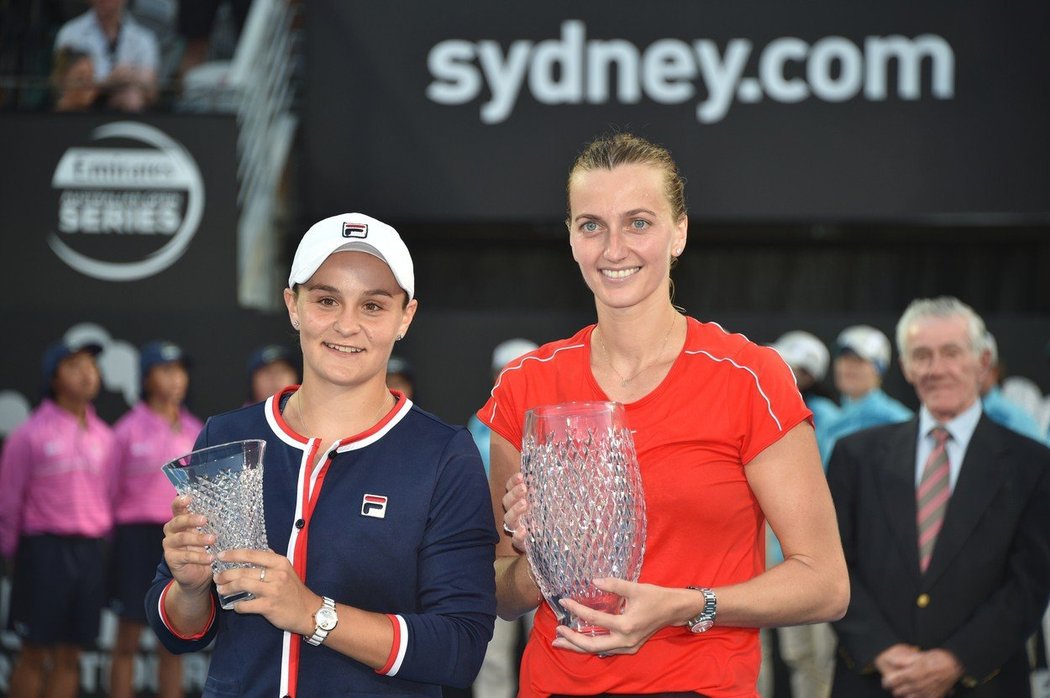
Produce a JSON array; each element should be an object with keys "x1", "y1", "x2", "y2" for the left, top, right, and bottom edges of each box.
[
  {"x1": 176, "y1": 0, "x2": 252, "y2": 79},
  {"x1": 468, "y1": 337, "x2": 538, "y2": 698},
  {"x1": 50, "y1": 47, "x2": 100, "y2": 111},
  {"x1": 54, "y1": 0, "x2": 160, "y2": 111},
  {"x1": 820, "y1": 325, "x2": 913, "y2": 463},
  {"x1": 385, "y1": 355, "x2": 415, "y2": 400},
  {"x1": 0, "y1": 338, "x2": 117, "y2": 698},
  {"x1": 980, "y1": 331, "x2": 1045, "y2": 442},
  {"x1": 246, "y1": 344, "x2": 299, "y2": 404},
  {"x1": 110, "y1": 341, "x2": 203, "y2": 698}
]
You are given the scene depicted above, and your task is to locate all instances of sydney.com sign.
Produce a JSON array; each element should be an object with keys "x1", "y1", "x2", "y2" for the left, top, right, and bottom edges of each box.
[
  {"x1": 426, "y1": 21, "x2": 955, "y2": 125},
  {"x1": 303, "y1": 2, "x2": 1050, "y2": 222}
]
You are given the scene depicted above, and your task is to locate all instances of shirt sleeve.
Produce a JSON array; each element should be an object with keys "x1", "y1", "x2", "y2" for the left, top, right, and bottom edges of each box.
[
  {"x1": 383, "y1": 428, "x2": 497, "y2": 688},
  {"x1": 131, "y1": 27, "x2": 160, "y2": 73},
  {"x1": 110, "y1": 420, "x2": 131, "y2": 504},
  {"x1": 143, "y1": 417, "x2": 220, "y2": 652},
  {"x1": 0, "y1": 425, "x2": 33, "y2": 559},
  {"x1": 738, "y1": 343, "x2": 814, "y2": 464},
  {"x1": 477, "y1": 365, "x2": 526, "y2": 450}
]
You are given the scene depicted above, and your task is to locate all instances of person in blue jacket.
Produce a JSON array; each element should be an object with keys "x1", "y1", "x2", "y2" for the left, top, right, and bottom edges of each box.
[
  {"x1": 146, "y1": 213, "x2": 497, "y2": 697},
  {"x1": 820, "y1": 325, "x2": 914, "y2": 464},
  {"x1": 980, "y1": 331, "x2": 1045, "y2": 442}
]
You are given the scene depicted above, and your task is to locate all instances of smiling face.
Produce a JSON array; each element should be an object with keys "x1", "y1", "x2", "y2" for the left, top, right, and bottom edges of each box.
[
  {"x1": 901, "y1": 314, "x2": 988, "y2": 422},
  {"x1": 567, "y1": 163, "x2": 687, "y2": 313},
  {"x1": 284, "y1": 251, "x2": 416, "y2": 392}
]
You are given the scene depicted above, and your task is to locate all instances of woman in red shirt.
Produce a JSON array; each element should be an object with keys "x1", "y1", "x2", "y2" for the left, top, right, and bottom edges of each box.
[{"x1": 480, "y1": 133, "x2": 849, "y2": 698}]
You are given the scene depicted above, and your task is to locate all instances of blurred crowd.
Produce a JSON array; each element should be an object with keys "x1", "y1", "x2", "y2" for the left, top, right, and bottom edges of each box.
[{"x1": 2, "y1": 0, "x2": 258, "y2": 112}]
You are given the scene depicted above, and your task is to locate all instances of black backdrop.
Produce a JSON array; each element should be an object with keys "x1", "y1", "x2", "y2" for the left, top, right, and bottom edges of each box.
[{"x1": 303, "y1": 0, "x2": 1050, "y2": 223}]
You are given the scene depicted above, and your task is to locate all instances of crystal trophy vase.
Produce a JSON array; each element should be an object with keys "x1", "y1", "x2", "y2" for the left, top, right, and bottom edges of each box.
[
  {"x1": 162, "y1": 439, "x2": 268, "y2": 609},
  {"x1": 521, "y1": 401, "x2": 646, "y2": 635}
]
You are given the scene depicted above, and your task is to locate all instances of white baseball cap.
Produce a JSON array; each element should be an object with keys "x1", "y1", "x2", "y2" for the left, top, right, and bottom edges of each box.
[
  {"x1": 771, "y1": 331, "x2": 830, "y2": 381},
  {"x1": 491, "y1": 338, "x2": 538, "y2": 372},
  {"x1": 288, "y1": 213, "x2": 415, "y2": 300},
  {"x1": 835, "y1": 325, "x2": 891, "y2": 375}
]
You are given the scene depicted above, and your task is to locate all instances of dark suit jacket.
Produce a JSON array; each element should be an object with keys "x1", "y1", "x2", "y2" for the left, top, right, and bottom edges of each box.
[{"x1": 827, "y1": 414, "x2": 1050, "y2": 697}]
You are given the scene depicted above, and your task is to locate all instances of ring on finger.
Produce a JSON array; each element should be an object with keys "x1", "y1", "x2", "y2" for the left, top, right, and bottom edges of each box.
[
  {"x1": 258, "y1": 567, "x2": 266, "y2": 582},
  {"x1": 502, "y1": 521, "x2": 516, "y2": 535}
]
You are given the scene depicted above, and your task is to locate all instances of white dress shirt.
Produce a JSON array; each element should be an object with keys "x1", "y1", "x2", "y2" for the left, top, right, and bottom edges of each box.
[{"x1": 915, "y1": 398, "x2": 983, "y2": 493}]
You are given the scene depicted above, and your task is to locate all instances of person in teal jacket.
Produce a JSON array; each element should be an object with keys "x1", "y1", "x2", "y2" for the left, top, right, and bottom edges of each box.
[
  {"x1": 820, "y1": 324, "x2": 913, "y2": 465},
  {"x1": 771, "y1": 331, "x2": 840, "y2": 454},
  {"x1": 980, "y1": 332, "x2": 1045, "y2": 442}
]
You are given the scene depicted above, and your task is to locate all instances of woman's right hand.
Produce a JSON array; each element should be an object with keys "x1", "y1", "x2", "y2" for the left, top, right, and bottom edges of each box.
[
  {"x1": 502, "y1": 472, "x2": 529, "y2": 553},
  {"x1": 162, "y1": 495, "x2": 216, "y2": 594}
]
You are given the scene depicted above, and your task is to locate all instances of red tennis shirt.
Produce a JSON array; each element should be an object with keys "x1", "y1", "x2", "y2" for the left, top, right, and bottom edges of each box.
[{"x1": 479, "y1": 317, "x2": 812, "y2": 697}]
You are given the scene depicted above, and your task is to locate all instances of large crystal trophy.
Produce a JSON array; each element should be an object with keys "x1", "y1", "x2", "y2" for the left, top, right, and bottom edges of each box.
[
  {"x1": 162, "y1": 439, "x2": 268, "y2": 609},
  {"x1": 521, "y1": 401, "x2": 646, "y2": 635}
]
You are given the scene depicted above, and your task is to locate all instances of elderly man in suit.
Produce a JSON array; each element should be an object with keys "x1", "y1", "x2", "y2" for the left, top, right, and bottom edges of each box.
[{"x1": 827, "y1": 296, "x2": 1050, "y2": 698}]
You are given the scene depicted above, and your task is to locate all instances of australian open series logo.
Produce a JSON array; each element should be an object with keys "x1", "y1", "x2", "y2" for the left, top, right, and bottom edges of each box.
[
  {"x1": 49, "y1": 121, "x2": 205, "y2": 281},
  {"x1": 361, "y1": 494, "x2": 388, "y2": 518},
  {"x1": 342, "y1": 222, "x2": 368, "y2": 238}
]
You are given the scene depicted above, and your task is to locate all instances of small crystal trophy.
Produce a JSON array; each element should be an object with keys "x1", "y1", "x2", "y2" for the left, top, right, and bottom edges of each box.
[
  {"x1": 162, "y1": 439, "x2": 268, "y2": 609},
  {"x1": 521, "y1": 401, "x2": 646, "y2": 635}
]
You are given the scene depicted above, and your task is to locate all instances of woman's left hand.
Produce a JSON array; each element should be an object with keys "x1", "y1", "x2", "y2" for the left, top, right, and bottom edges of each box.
[
  {"x1": 214, "y1": 549, "x2": 319, "y2": 636},
  {"x1": 550, "y1": 577, "x2": 681, "y2": 657}
]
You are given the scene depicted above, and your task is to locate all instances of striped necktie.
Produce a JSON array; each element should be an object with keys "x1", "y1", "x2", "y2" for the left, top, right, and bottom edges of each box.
[{"x1": 917, "y1": 426, "x2": 951, "y2": 573}]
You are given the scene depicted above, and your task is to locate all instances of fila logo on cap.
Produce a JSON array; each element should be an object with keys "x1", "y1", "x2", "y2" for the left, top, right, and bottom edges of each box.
[
  {"x1": 361, "y1": 494, "x2": 388, "y2": 518},
  {"x1": 342, "y1": 222, "x2": 368, "y2": 239}
]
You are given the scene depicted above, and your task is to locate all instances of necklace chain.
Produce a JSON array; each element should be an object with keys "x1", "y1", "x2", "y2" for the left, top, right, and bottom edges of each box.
[
  {"x1": 294, "y1": 391, "x2": 310, "y2": 436},
  {"x1": 596, "y1": 313, "x2": 679, "y2": 388}
]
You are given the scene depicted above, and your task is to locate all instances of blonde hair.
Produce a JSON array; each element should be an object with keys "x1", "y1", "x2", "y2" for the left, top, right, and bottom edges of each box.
[{"x1": 566, "y1": 132, "x2": 687, "y2": 223}]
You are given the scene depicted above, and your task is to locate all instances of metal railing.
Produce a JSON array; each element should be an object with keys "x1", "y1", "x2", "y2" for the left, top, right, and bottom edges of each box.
[
  {"x1": 178, "y1": 0, "x2": 300, "y2": 310},
  {"x1": 229, "y1": 0, "x2": 299, "y2": 310}
]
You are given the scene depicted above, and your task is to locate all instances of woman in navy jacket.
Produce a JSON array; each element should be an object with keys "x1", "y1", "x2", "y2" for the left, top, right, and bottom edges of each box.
[{"x1": 146, "y1": 213, "x2": 497, "y2": 697}]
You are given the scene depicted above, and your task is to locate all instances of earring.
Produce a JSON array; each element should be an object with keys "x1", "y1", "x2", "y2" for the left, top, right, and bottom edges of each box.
[
  {"x1": 673, "y1": 248, "x2": 682, "y2": 256},
  {"x1": 396, "y1": 334, "x2": 404, "y2": 341},
  {"x1": 292, "y1": 320, "x2": 300, "y2": 330}
]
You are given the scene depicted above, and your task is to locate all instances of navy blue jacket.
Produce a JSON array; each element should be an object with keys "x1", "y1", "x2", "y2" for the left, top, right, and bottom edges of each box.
[{"x1": 145, "y1": 389, "x2": 497, "y2": 697}]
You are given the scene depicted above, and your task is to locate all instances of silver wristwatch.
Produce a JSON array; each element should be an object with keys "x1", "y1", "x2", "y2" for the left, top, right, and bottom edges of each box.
[
  {"x1": 685, "y1": 586, "x2": 717, "y2": 633},
  {"x1": 306, "y1": 596, "x2": 338, "y2": 646}
]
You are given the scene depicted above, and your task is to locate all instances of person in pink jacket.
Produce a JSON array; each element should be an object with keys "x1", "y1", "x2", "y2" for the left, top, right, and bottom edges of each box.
[
  {"x1": 0, "y1": 338, "x2": 117, "y2": 698},
  {"x1": 109, "y1": 341, "x2": 203, "y2": 698}
]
